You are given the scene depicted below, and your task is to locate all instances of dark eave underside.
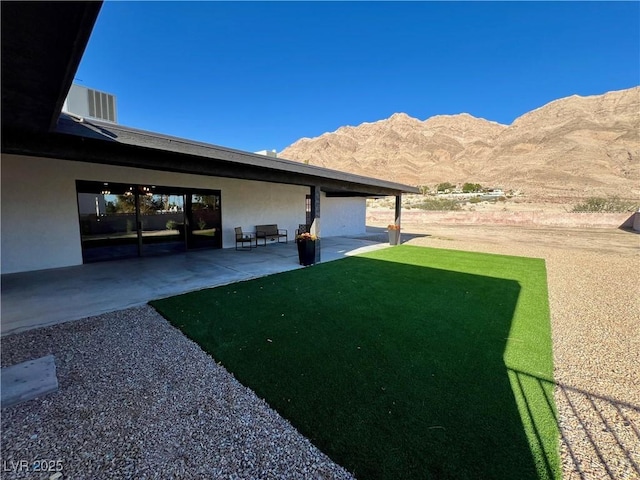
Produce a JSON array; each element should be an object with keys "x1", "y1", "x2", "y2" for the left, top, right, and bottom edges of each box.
[
  {"x1": 1, "y1": 2, "x2": 102, "y2": 132},
  {"x1": 2, "y1": 116, "x2": 418, "y2": 197}
]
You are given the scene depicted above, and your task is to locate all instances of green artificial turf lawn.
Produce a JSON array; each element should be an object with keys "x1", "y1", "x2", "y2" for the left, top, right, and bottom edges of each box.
[{"x1": 151, "y1": 245, "x2": 559, "y2": 479}]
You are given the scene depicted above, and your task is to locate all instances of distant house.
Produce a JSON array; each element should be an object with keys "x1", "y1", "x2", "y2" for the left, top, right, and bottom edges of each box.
[{"x1": 1, "y1": 2, "x2": 417, "y2": 274}]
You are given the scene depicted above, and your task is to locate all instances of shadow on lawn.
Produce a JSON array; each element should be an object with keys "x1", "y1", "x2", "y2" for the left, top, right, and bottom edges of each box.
[
  {"x1": 511, "y1": 369, "x2": 640, "y2": 480},
  {"x1": 152, "y1": 254, "x2": 555, "y2": 479}
]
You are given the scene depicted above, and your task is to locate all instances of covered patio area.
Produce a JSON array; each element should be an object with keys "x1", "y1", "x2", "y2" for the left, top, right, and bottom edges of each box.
[{"x1": 1, "y1": 235, "x2": 390, "y2": 337}]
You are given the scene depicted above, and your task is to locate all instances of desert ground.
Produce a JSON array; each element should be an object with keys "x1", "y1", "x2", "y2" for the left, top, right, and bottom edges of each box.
[
  {"x1": 367, "y1": 210, "x2": 640, "y2": 480},
  {"x1": 373, "y1": 193, "x2": 640, "y2": 214}
]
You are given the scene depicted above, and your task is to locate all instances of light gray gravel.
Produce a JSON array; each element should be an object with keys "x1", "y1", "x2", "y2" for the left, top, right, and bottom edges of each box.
[{"x1": 1, "y1": 306, "x2": 354, "y2": 479}]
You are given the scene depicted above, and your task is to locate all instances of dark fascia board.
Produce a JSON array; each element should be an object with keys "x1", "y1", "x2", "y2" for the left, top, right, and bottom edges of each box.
[
  {"x1": 1, "y1": 2, "x2": 103, "y2": 132},
  {"x1": 54, "y1": 116, "x2": 419, "y2": 194},
  {"x1": 48, "y1": 115, "x2": 418, "y2": 196},
  {"x1": 2, "y1": 118, "x2": 418, "y2": 197}
]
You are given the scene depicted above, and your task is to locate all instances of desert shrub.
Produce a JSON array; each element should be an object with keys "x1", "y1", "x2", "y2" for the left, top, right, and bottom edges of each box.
[
  {"x1": 436, "y1": 182, "x2": 456, "y2": 192},
  {"x1": 414, "y1": 198, "x2": 461, "y2": 211},
  {"x1": 462, "y1": 183, "x2": 483, "y2": 193},
  {"x1": 469, "y1": 197, "x2": 482, "y2": 204},
  {"x1": 571, "y1": 197, "x2": 639, "y2": 213}
]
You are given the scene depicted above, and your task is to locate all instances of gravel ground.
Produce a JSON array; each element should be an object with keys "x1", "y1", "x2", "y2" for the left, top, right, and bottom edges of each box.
[
  {"x1": 1, "y1": 307, "x2": 354, "y2": 480},
  {"x1": 2, "y1": 223, "x2": 639, "y2": 479}
]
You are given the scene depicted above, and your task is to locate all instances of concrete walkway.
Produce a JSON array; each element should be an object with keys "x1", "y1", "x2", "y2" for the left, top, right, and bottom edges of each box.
[{"x1": 1, "y1": 236, "x2": 389, "y2": 336}]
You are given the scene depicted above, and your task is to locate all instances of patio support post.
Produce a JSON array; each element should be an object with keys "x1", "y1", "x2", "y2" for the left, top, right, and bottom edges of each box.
[
  {"x1": 395, "y1": 194, "x2": 402, "y2": 243},
  {"x1": 135, "y1": 191, "x2": 143, "y2": 256},
  {"x1": 310, "y1": 185, "x2": 321, "y2": 263}
]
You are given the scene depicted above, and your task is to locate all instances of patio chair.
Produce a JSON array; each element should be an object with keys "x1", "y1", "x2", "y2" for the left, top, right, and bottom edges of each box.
[
  {"x1": 296, "y1": 224, "x2": 311, "y2": 236},
  {"x1": 235, "y1": 227, "x2": 256, "y2": 250}
]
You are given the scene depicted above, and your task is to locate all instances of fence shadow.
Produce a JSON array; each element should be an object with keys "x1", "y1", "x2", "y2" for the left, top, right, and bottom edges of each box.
[{"x1": 509, "y1": 369, "x2": 640, "y2": 480}]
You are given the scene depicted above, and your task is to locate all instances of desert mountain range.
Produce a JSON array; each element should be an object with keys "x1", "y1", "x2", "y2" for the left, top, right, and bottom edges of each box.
[{"x1": 279, "y1": 87, "x2": 640, "y2": 199}]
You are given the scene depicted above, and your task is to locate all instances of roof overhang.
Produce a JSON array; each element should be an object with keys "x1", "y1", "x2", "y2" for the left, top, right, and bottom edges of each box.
[
  {"x1": 1, "y1": 1, "x2": 103, "y2": 132},
  {"x1": 3, "y1": 115, "x2": 418, "y2": 197}
]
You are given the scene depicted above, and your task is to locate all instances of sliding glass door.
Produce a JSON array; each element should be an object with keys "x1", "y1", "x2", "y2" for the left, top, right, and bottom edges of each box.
[
  {"x1": 77, "y1": 181, "x2": 221, "y2": 263},
  {"x1": 77, "y1": 183, "x2": 141, "y2": 262},
  {"x1": 139, "y1": 190, "x2": 186, "y2": 257},
  {"x1": 186, "y1": 193, "x2": 221, "y2": 250}
]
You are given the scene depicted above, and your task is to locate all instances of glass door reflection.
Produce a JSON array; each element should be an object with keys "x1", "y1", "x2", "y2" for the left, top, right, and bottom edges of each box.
[
  {"x1": 77, "y1": 181, "x2": 221, "y2": 263},
  {"x1": 139, "y1": 189, "x2": 186, "y2": 256},
  {"x1": 77, "y1": 186, "x2": 139, "y2": 262},
  {"x1": 186, "y1": 193, "x2": 221, "y2": 250}
]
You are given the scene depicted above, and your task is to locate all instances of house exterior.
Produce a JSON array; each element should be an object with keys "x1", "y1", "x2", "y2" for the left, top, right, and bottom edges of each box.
[{"x1": 1, "y1": 2, "x2": 417, "y2": 274}]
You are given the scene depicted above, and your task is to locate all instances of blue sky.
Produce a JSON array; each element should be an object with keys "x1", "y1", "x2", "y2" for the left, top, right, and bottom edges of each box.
[{"x1": 76, "y1": 1, "x2": 640, "y2": 153}]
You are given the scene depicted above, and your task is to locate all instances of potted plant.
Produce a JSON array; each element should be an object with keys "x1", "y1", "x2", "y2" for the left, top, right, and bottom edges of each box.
[
  {"x1": 296, "y1": 232, "x2": 317, "y2": 266},
  {"x1": 388, "y1": 224, "x2": 401, "y2": 245}
]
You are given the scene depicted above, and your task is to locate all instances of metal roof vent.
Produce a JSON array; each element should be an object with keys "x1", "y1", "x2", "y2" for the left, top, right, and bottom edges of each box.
[{"x1": 62, "y1": 84, "x2": 117, "y2": 123}]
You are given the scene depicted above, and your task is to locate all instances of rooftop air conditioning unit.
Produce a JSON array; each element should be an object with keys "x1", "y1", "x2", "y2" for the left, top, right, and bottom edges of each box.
[
  {"x1": 62, "y1": 84, "x2": 117, "y2": 123},
  {"x1": 255, "y1": 149, "x2": 278, "y2": 158}
]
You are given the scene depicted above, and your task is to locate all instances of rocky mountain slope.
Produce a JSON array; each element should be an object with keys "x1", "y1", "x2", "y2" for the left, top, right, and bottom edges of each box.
[{"x1": 279, "y1": 87, "x2": 640, "y2": 198}]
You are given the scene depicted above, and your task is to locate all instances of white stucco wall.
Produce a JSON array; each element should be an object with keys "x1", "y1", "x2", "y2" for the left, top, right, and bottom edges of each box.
[
  {"x1": 1, "y1": 155, "x2": 311, "y2": 273},
  {"x1": 321, "y1": 195, "x2": 367, "y2": 237},
  {"x1": 2, "y1": 156, "x2": 85, "y2": 273}
]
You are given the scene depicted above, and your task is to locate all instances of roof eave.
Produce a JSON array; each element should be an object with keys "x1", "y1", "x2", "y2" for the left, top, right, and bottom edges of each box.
[
  {"x1": 1, "y1": 1, "x2": 103, "y2": 133},
  {"x1": 51, "y1": 115, "x2": 419, "y2": 195}
]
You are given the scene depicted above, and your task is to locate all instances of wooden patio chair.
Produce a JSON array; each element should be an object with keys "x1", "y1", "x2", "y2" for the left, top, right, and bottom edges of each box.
[{"x1": 235, "y1": 227, "x2": 256, "y2": 250}]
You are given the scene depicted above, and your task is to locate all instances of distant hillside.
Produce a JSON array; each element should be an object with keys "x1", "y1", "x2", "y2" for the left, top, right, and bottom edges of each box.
[{"x1": 279, "y1": 87, "x2": 640, "y2": 199}]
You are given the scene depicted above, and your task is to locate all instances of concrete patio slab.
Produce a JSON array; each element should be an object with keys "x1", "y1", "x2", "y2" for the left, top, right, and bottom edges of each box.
[
  {"x1": 1, "y1": 236, "x2": 389, "y2": 336},
  {"x1": 1, "y1": 355, "x2": 58, "y2": 408}
]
